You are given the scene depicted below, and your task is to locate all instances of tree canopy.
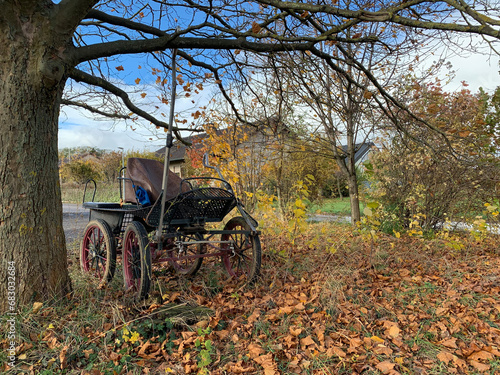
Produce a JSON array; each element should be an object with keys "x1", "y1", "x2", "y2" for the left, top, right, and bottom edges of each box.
[{"x1": 56, "y1": 0, "x2": 500, "y2": 132}]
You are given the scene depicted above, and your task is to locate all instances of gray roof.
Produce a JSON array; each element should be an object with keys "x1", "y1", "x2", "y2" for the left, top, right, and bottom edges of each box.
[{"x1": 340, "y1": 142, "x2": 375, "y2": 164}]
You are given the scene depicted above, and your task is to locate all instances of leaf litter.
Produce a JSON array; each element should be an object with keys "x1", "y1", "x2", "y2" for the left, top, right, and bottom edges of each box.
[{"x1": 1, "y1": 226, "x2": 499, "y2": 374}]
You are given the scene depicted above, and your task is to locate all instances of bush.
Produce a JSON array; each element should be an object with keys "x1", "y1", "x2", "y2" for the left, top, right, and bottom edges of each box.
[{"x1": 367, "y1": 134, "x2": 500, "y2": 229}]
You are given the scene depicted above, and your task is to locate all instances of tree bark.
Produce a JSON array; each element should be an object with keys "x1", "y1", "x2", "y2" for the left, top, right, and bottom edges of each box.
[
  {"x1": 0, "y1": 4, "x2": 72, "y2": 312},
  {"x1": 347, "y1": 172, "x2": 361, "y2": 224}
]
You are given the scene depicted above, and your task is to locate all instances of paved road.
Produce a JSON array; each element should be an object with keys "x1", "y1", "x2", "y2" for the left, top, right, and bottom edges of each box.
[{"x1": 63, "y1": 203, "x2": 88, "y2": 248}]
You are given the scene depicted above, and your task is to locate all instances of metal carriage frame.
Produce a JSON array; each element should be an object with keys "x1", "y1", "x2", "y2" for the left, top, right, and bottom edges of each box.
[{"x1": 80, "y1": 173, "x2": 261, "y2": 300}]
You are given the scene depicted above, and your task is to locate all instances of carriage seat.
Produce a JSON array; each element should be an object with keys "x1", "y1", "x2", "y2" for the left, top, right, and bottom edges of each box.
[
  {"x1": 82, "y1": 202, "x2": 122, "y2": 209},
  {"x1": 124, "y1": 158, "x2": 185, "y2": 205}
]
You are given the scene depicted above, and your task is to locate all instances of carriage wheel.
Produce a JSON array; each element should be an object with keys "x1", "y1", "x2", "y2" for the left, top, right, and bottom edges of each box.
[
  {"x1": 122, "y1": 221, "x2": 152, "y2": 299},
  {"x1": 167, "y1": 232, "x2": 204, "y2": 276},
  {"x1": 221, "y1": 217, "x2": 261, "y2": 284},
  {"x1": 80, "y1": 219, "x2": 116, "y2": 283}
]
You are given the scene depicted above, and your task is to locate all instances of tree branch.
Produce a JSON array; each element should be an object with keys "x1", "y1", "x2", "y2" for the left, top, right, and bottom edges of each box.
[
  {"x1": 257, "y1": 0, "x2": 500, "y2": 38},
  {"x1": 69, "y1": 30, "x2": 316, "y2": 64},
  {"x1": 68, "y1": 68, "x2": 191, "y2": 140},
  {"x1": 60, "y1": 98, "x2": 129, "y2": 119},
  {"x1": 51, "y1": 0, "x2": 100, "y2": 35}
]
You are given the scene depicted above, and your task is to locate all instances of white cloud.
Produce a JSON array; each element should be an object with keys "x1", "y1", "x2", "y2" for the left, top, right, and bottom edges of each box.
[{"x1": 445, "y1": 52, "x2": 499, "y2": 92}]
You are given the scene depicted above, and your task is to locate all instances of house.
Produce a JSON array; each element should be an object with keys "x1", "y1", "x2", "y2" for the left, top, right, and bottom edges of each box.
[
  {"x1": 155, "y1": 122, "x2": 291, "y2": 177},
  {"x1": 154, "y1": 133, "x2": 206, "y2": 176},
  {"x1": 340, "y1": 142, "x2": 375, "y2": 168},
  {"x1": 155, "y1": 126, "x2": 375, "y2": 179}
]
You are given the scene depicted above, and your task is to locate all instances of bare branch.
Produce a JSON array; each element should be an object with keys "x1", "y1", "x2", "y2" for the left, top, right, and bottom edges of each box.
[
  {"x1": 68, "y1": 68, "x2": 192, "y2": 141},
  {"x1": 60, "y1": 98, "x2": 129, "y2": 119}
]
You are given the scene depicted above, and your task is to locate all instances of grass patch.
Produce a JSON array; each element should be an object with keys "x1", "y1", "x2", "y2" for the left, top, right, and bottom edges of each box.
[
  {"x1": 61, "y1": 182, "x2": 120, "y2": 204},
  {"x1": 309, "y1": 197, "x2": 366, "y2": 216}
]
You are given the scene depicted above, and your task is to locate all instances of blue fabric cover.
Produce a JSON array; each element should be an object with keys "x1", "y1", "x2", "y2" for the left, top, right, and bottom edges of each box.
[{"x1": 133, "y1": 185, "x2": 151, "y2": 206}]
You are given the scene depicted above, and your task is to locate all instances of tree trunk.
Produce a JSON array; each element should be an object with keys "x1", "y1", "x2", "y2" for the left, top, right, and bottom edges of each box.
[
  {"x1": 347, "y1": 173, "x2": 361, "y2": 224},
  {"x1": 0, "y1": 8, "x2": 72, "y2": 312},
  {"x1": 336, "y1": 174, "x2": 343, "y2": 201}
]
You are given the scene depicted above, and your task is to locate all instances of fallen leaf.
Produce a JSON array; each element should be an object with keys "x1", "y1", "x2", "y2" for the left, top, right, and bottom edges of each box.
[
  {"x1": 32, "y1": 302, "x2": 43, "y2": 314},
  {"x1": 248, "y1": 343, "x2": 265, "y2": 359},
  {"x1": 470, "y1": 360, "x2": 490, "y2": 372},
  {"x1": 388, "y1": 325, "x2": 400, "y2": 338},
  {"x1": 469, "y1": 350, "x2": 494, "y2": 362},
  {"x1": 437, "y1": 351, "x2": 455, "y2": 364},
  {"x1": 300, "y1": 336, "x2": 316, "y2": 348},
  {"x1": 253, "y1": 354, "x2": 277, "y2": 375},
  {"x1": 289, "y1": 326, "x2": 302, "y2": 337},
  {"x1": 59, "y1": 345, "x2": 69, "y2": 369},
  {"x1": 440, "y1": 338, "x2": 458, "y2": 349},
  {"x1": 371, "y1": 335, "x2": 385, "y2": 344},
  {"x1": 329, "y1": 346, "x2": 346, "y2": 358},
  {"x1": 375, "y1": 361, "x2": 395, "y2": 374}
]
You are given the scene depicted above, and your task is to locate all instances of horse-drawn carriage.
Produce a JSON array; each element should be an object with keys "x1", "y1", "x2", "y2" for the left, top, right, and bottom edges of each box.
[{"x1": 80, "y1": 156, "x2": 261, "y2": 299}]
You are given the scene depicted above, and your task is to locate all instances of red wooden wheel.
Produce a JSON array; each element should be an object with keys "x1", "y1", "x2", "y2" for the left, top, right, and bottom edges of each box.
[
  {"x1": 80, "y1": 219, "x2": 116, "y2": 283},
  {"x1": 221, "y1": 217, "x2": 261, "y2": 284},
  {"x1": 122, "y1": 221, "x2": 151, "y2": 299}
]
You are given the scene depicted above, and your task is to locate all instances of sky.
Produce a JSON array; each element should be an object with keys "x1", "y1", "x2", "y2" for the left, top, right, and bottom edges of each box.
[{"x1": 58, "y1": 50, "x2": 500, "y2": 152}]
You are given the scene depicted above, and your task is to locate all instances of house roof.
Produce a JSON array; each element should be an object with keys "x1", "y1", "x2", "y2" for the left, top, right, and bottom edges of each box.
[
  {"x1": 155, "y1": 133, "x2": 207, "y2": 162},
  {"x1": 339, "y1": 142, "x2": 375, "y2": 164}
]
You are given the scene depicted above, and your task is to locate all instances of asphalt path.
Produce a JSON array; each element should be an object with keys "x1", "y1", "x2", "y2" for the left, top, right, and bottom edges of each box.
[{"x1": 63, "y1": 203, "x2": 89, "y2": 249}]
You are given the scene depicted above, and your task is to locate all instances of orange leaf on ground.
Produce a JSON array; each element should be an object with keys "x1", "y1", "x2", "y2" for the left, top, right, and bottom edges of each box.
[
  {"x1": 289, "y1": 326, "x2": 302, "y2": 336},
  {"x1": 375, "y1": 361, "x2": 395, "y2": 374},
  {"x1": 247, "y1": 343, "x2": 265, "y2": 358},
  {"x1": 300, "y1": 336, "x2": 316, "y2": 348},
  {"x1": 59, "y1": 345, "x2": 69, "y2": 369},
  {"x1": 470, "y1": 360, "x2": 490, "y2": 372},
  {"x1": 253, "y1": 354, "x2": 277, "y2": 375},
  {"x1": 440, "y1": 338, "x2": 458, "y2": 349},
  {"x1": 327, "y1": 346, "x2": 346, "y2": 358},
  {"x1": 247, "y1": 309, "x2": 261, "y2": 324},
  {"x1": 437, "y1": 351, "x2": 455, "y2": 364},
  {"x1": 388, "y1": 325, "x2": 400, "y2": 338},
  {"x1": 225, "y1": 361, "x2": 255, "y2": 373},
  {"x1": 371, "y1": 335, "x2": 385, "y2": 344},
  {"x1": 468, "y1": 350, "x2": 495, "y2": 362}
]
